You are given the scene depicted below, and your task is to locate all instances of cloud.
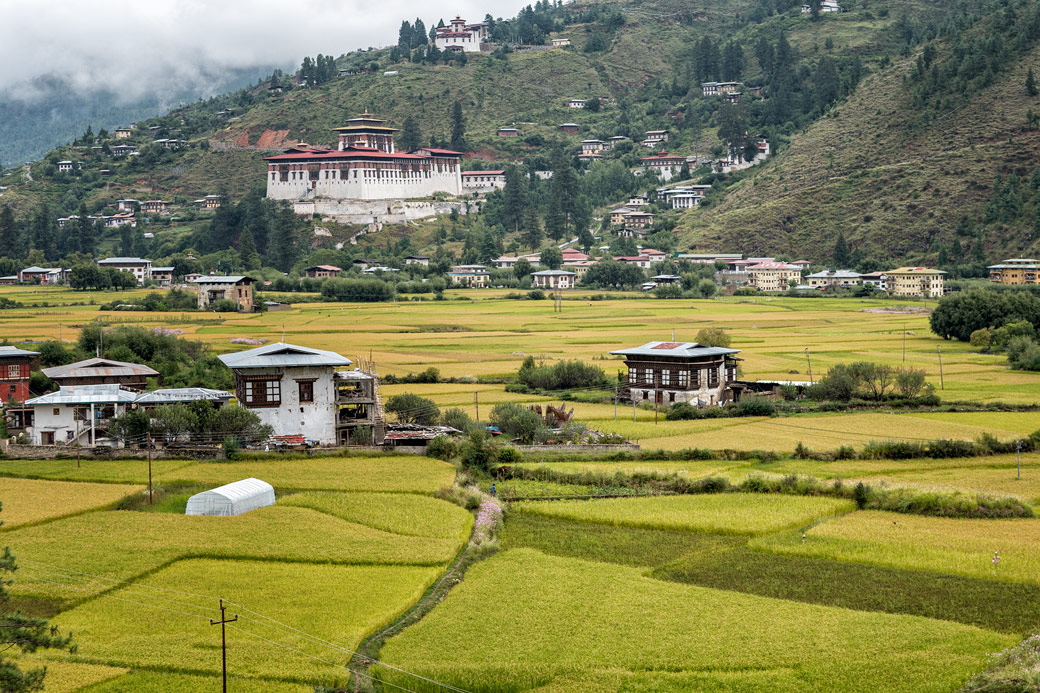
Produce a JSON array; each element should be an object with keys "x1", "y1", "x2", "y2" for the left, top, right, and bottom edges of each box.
[{"x1": 0, "y1": 0, "x2": 531, "y2": 100}]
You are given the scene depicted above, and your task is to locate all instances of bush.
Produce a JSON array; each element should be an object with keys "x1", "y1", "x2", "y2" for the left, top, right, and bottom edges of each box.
[
  {"x1": 516, "y1": 356, "x2": 610, "y2": 391},
  {"x1": 426, "y1": 435, "x2": 458, "y2": 461},
  {"x1": 442, "y1": 407, "x2": 475, "y2": 433},
  {"x1": 321, "y1": 278, "x2": 396, "y2": 302},
  {"x1": 211, "y1": 298, "x2": 240, "y2": 312},
  {"x1": 732, "y1": 396, "x2": 775, "y2": 416},
  {"x1": 386, "y1": 393, "x2": 440, "y2": 425},
  {"x1": 460, "y1": 431, "x2": 497, "y2": 473},
  {"x1": 695, "y1": 327, "x2": 731, "y2": 348},
  {"x1": 489, "y1": 402, "x2": 545, "y2": 443},
  {"x1": 496, "y1": 446, "x2": 522, "y2": 463}
]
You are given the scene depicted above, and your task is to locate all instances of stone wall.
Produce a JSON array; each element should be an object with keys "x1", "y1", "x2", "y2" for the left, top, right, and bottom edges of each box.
[{"x1": 295, "y1": 199, "x2": 472, "y2": 224}]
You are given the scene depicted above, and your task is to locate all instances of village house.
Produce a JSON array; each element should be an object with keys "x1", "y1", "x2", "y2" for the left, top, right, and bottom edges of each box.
[
  {"x1": 57, "y1": 161, "x2": 74, "y2": 173},
  {"x1": 352, "y1": 258, "x2": 382, "y2": 270},
  {"x1": 461, "y1": 170, "x2": 507, "y2": 193},
  {"x1": 183, "y1": 272, "x2": 203, "y2": 283},
  {"x1": 701, "y1": 81, "x2": 742, "y2": 96},
  {"x1": 303, "y1": 265, "x2": 342, "y2": 279},
  {"x1": 194, "y1": 195, "x2": 223, "y2": 210},
  {"x1": 627, "y1": 195, "x2": 649, "y2": 207},
  {"x1": 747, "y1": 261, "x2": 802, "y2": 292},
  {"x1": 531, "y1": 269, "x2": 577, "y2": 290},
  {"x1": 607, "y1": 135, "x2": 629, "y2": 148},
  {"x1": 802, "y1": 0, "x2": 840, "y2": 11},
  {"x1": 670, "y1": 191, "x2": 704, "y2": 209},
  {"x1": 448, "y1": 266, "x2": 490, "y2": 287},
  {"x1": 886, "y1": 267, "x2": 945, "y2": 298},
  {"x1": 434, "y1": 16, "x2": 489, "y2": 52},
  {"x1": 0, "y1": 276, "x2": 17, "y2": 286},
  {"x1": 43, "y1": 358, "x2": 159, "y2": 391},
  {"x1": 114, "y1": 127, "x2": 132, "y2": 139},
  {"x1": 153, "y1": 138, "x2": 184, "y2": 150},
  {"x1": 610, "y1": 207, "x2": 634, "y2": 224},
  {"x1": 404, "y1": 255, "x2": 430, "y2": 266},
  {"x1": 558, "y1": 123, "x2": 581, "y2": 134},
  {"x1": 614, "y1": 255, "x2": 652, "y2": 269},
  {"x1": 151, "y1": 266, "x2": 174, "y2": 288},
  {"x1": 622, "y1": 211, "x2": 654, "y2": 229},
  {"x1": 496, "y1": 127, "x2": 520, "y2": 137},
  {"x1": 0, "y1": 346, "x2": 39, "y2": 405},
  {"x1": 641, "y1": 154, "x2": 686, "y2": 181},
  {"x1": 805, "y1": 269, "x2": 862, "y2": 289},
  {"x1": 193, "y1": 276, "x2": 255, "y2": 312},
  {"x1": 611, "y1": 341, "x2": 742, "y2": 407},
  {"x1": 140, "y1": 200, "x2": 170, "y2": 215},
  {"x1": 103, "y1": 212, "x2": 136, "y2": 228},
  {"x1": 18, "y1": 266, "x2": 67, "y2": 284},
  {"x1": 581, "y1": 140, "x2": 606, "y2": 155},
  {"x1": 566, "y1": 98, "x2": 587, "y2": 109},
  {"x1": 563, "y1": 259, "x2": 596, "y2": 280},
  {"x1": 642, "y1": 130, "x2": 669, "y2": 147},
  {"x1": 265, "y1": 114, "x2": 464, "y2": 203},
  {"x1": 988, "y1": 259, "x2": 1040, "y2": 285},
  {"x1": 859, "y1": 271, "x2": 888, "y2": 291},
  {"x1": 25, "y1": 384, "x2": 137, "y2": 446},
  {"x1": 550, "y1": 37, "x2": 571, "y2": 47},
  {"x1": 97, "y1": 257, "x2": 152, "y2": 284},
  {"x1": 111, "y1": 144, "x2": 137, "y2": 157},
  {"x1": 641, "y1": 248, "x2": 668, "y2": 263},
  {"x1": 116, "y1": 199, "x2": 139, "y2": 212},
  {"x1": 218, "y1": 342, "x2": 383, "y2": 446}
]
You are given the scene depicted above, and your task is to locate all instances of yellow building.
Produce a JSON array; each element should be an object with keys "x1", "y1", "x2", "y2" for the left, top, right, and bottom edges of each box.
[
  {"x1": 886, "y1": 267, "x2": 946, "y2": 297},
  {"x1": 988, "y1": 259, "x2": 1040, "y2": 285},
  {"x1": 747, "y1": 262, "x2": 802, "y2": 292}
]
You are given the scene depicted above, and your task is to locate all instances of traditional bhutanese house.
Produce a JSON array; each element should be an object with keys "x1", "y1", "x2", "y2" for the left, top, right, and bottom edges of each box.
[
  {"x1": 805, "y1": 269, "x2": 862, "y2": 289},
  {"x1": 563, "y1": 260, "x2": 596, "y2": 279},
  {"x1": 988, "y1": 259, "x2": 1040, "y2": 285},
  {"x1": 303, "y1": 265, "x2": 342, "y2": 279},
  {"x1": 641, "y1": 248, "x2": 667, "y2": 263},
  {"x1": 614, "y1": 255, "x2": 652, "y2": 269},
  {"x1": 151, "y1": 266, "x2": 174, "y2": 288},
  {"x1": 25, "y1": 384, "x2": 138, "y2": 446},
  {"x1": 550, "y1": 37, "x2": 571, "y2": 47},
  {"x1": 195, "y1": 195, "x2": 224, "y2": 209},
  {"x1": 558, "y1": 123, "x2": 581, "y2": 134},
  {"x1": 264, "y1": 114, "x2": 464, "y2": 202},
  {"x1": 561, "y1": 249, "x2": 589, "y2": 262},
  {"x1": 461, "y1": 170, "x2": 507, "y2": 193},
  {"x1": 57, "y1": 161, "x2": 74, "y2": 172},
  {"x1": 114, "y1": 127, "x2": 132, "y2": 139},
  {"x1": 641, "y1": 154, "x2": 685, "y2": 181},
  {"x1": 496, "y1": 127, "x2": 520, "y2": 137},
  {"x1": 404, "y1": 255, "x2": 430, "y2": 266},
  {"x1": 610, "y1": 207, "x2": 634, "y2": 225},
  {"x1": 434, "y1": 16, "x2": 488, "y2": 52},
  {"x1": 448, "y1": 266, "x2": 490, "y2": 287},
  {"x1": 43, "y1": 358, "x2": 159, "y2": 391},
  {"x1": 607, "y1": 135, "x2": 629, "y2": 148},
  {"x1": 581, "y1": 140, "x2": 605, "y2": 155},
  {"x1": 531, "y1": 269, "x2": 577, "y2": 290},
  {"x1": 111, "y1": 144, "x2": 137, "y2": 157},
  {"x1": 0, "y1": 276, "x2": 17, "y2": 286},
  {"x1": 747, "y1": 261, "x2": 802, "y2": 292},
  {"x1": 566, "y1": 98, "x2": 587, "y2": 109},
  {"x1": 578, "y1": 153, "x2": 604, "y2": 163},
  {"x1": 611, "y1": 341, "x2": 742, "y2": 407},
  {"x1": 140, "y1": 200, "x2": 170, "y2": 215},
  {"x1": 701, "y1": 81, "x2": 742, "y2": 96},
  {"x1": 623, "y1": 211, "x2": 654, "y2": 228},
  {"x1": 860, "y1": 271, "x2": 888, "y2": 291},
  {"x1": 642, "y1": 130, "x2": 669, "y2": 146},
  {"x1": 184, "y1": 272, "x2": 203, "y2": 283},
  {"x1": 193, "y1": 276, "x2": 255, "y2": 312},
  {"x1": 886, "y1": 267, "x2": 945, "y2": 298},
  {"x1": 18, "y1": 266, "x2": 66, "y2": 284},
  {"x1": 0, "y1": 346, "x2": 39, "y2": 405},
  {"x1": 97, "y1": 257, "x2": 152, "y2": 285}
]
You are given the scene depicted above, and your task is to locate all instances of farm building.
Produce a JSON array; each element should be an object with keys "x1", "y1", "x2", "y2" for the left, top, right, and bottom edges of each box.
[
  {"x1": 151, "y1": 266, "x2": 174, "y2": 288},
  {"x1": 193, "y1": 276, "x2": 255, "y2": 312},
  {"x1": 0, "y1": 346, "x2": 39, "y2": 405},
  {"x1": 185, "y1": 478, "x2": 275, "y2": 516},
  {"x1": 531, "y1": 269, "x2": 577, "y2": 289},
  {"x1": 42, "y1": 358, "x2": 159, "y2": 391},
  {"x1": 25, "y1": 384, "x2": 138, "y2": 446},
  {"x1": 611, "y1": 341, "x2": 742, "y2": 407}
]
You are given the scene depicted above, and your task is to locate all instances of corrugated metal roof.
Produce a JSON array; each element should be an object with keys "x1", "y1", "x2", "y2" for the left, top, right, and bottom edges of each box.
[
  {"x1": 805, "y1": 269, "x2": 861, "y2": 279},
  {"x1": 0, "y1": 346, "x2": 40, "y2": 357},
  {"x1": 610, "y1": 341, "x2": 740, "y2": 358},
  {"x1": 532, "y1": 270, "x2": 576, "y2": 276},
  {"x1": 98, "y1": 257, "x2": 151, "y2": 264},
  {"x1": 191, "y1": 276, "x2": 251, "y2": 284},
  {"x1": 134, "y1": 388, "x2": 233, "y2": 404},
  {"x1": 42, "y1": 358, "x2": 160, "y2": 380},
  {"x1": 26, "y1": 384, "x2": 139, "y2": 406},
  {"x1": 218, "y1": 342, "x2": 352, "y2": 369}
]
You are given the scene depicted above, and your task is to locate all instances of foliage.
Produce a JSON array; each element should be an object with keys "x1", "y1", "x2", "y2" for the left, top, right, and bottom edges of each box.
[
  {"x1": 695, "y1": 327, "x2": 730, "y2": 347},
  {"x1": 930, "y1": 289, "x2": 1040, "y2": 342},
  {"x1": 321, "y1": 278, "x2": 396, "y2": 302},
  {"x1": 426, "y1": 435, "x2": 459, "y2": 461},
  {"x1": 386, "y1": 393, "x2": 440, "y2": 425},
  {"x1": 441, "y1": 407, "x2": 475, "y2": 434},
  {"x1": 459, "y1": 431, "x2": 497, "y2": 473},
  {"x1": 516, "y1": 355, "x2": 610, "y2": 391},
  {"x1": 489, "y1": 402, "x2": 545, "y2": 443},
  {"x1": 960, "y1": 631, "x2": 1040, "y2": 692}
]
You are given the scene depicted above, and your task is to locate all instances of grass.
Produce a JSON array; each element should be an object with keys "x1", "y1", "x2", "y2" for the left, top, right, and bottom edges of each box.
[
  {"x1": 281, "y1": 491, "x2": 473, "y2": 540},
  {"x1": 10, "y1": 504, "x2": 464, "y2": 601},
  {"x1": 52, "y1": 558, "x2": 442, "y2": 685},
  {"x1": 517, "y1": 493, "x2": 855, "y2": 535},
  {"x1": 5, "y1": 657, "x2": 127, "y2": 692},
  {"x1": 0, "y1": 477, "x2": 143, "y2": 529},
  {"x1": 78, "y1": 670, "x2": 313, "y2": 692},
  {"x1": 959, "y1": 631, "x2": 1040, "y2": 692},
  {"x1": 378, "y1": 548, "x2": 1013, "y2": 692},
  {"x1": 0, "y1": 458, "x2": 200, "y2": 484},
  {"x1": 752, "y1": 510, "x2": 1040, "y2": 585}
]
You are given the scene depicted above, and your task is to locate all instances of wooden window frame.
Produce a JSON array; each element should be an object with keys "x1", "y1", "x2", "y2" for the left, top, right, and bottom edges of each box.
[
  {"x1": 239, "y1": 374, "x2": 282, "y2": 408},
  {"x1": 297, "y1": 379, "x2": 315, "y2": 403}
]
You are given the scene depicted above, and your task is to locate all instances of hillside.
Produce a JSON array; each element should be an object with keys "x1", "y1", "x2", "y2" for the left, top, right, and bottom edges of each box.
[{"x1": 682, "y1": 9, "x2": 1040, "y2": 266}]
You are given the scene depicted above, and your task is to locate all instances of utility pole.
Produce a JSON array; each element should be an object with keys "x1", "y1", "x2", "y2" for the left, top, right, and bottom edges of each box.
[
  {"x1": 614, "y1": 384, "x2": 618, "y2": 421},
  {"x1": 210, "y1": 598, "x2": 238, "y2": 693},
  {"x1": 1017, "y1": 440, "x2": 1022, "y2": 481},
  {"x1": 654, "y1": 371, "x2": 659, "y2": 425},
  {"x1": 147, "y1": 433, "x2": 153, "y2": 505},
  {"x1": 902, "y1": 323, "x2": 906, "y2": 363},
  {"x1": 937, "y1": 346, "x2": 944, "y2": 390},
  {"x1": 474, "y1": 391, "x2": 479, "y2": 422},
  {"x1": 805, "y1": 348, "x2": 813, "y2": 384}
]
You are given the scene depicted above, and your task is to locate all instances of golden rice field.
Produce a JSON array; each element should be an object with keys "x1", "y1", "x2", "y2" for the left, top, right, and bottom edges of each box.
[
  {"x1": 5, "y1": 657, "x2": 127, "y2": 693},
  {"x1": 0, "y1": 477, "x2": 142, "y2": 529},
  {"x1": 752, "y1": 511, "x2": 1040, "y2": 585}
]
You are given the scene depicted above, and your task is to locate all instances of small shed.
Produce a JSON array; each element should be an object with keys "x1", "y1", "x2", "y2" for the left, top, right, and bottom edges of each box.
[{"x1": 185, "y1": 478, "x2": 275, "y2": 516}]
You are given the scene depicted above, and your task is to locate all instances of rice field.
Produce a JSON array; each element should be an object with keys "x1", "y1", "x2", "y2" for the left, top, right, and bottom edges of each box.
[
  {"x1": 5, "y1": 657, "x2": 127, "y2": 693},
  {"x1": 52, "y1": 558, "x2": 442, "y2": 684},
  {"x1": 79, "y1": 671, "x2": 312, "y2": 693},
  {"x1": 517, "y1": 494, "x2": 855, "y2": 535},
  {"x1": 281, "y1": 491, "x2": 473, "y2": 540},
  {"x1": 378, "y1": 548, "x2": 1013, "y2": 693},
  {"x1": 752, "y1": 511, "x2": 1040, "y2": 585},
  {"x1": 0, "y1": 477, "x2": 143, "y2": 529}
]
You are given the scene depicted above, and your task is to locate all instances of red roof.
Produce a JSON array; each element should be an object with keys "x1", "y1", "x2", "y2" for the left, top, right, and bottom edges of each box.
[
  {"x1": 266, "y1": 149, "x2": 430, "y2": 162},
  {"x1": 462, "y1": 170, "x2": 505, "y2": 175},
  {"x1": 417, "y1": 147, "x2": 464, "y2": 156},
  {"x1": 641, "y1": 155, "x2": 685, "y2": 162},
  {"x1": 614, "y1": 256, "x2": 649, "y2": 261}
]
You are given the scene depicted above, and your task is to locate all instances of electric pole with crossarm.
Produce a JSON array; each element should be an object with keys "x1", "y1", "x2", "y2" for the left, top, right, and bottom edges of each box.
[{"x1": 211, "y1": 598, "x2": 238, "y2": 692}]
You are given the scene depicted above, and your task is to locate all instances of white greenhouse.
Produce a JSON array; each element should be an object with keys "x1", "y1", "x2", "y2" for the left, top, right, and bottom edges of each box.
[{"x1": 185, "y1": 478, "x2": 275, "y2": 516}]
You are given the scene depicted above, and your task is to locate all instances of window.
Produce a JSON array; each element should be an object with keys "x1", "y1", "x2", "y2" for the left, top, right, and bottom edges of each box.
[
  {"x1": 53, "y1": 408, "x2": 60, "y2": 416},
  {"x1": 661, "y1": 370, "x2": 671, "y2": 386},
  {"x1": 628, "y1": 368, "x2": 636, "y2": 384},
  {"x1": 678, "y1": 370, "x2": 688, "y2": 388},
  {"x1": 643, "y1": 368, "x2": 652, "y2": 384},
  {"x1": 7, "y1": 364, "x2": 20, "y2": 378},
  {"x1": 298, "y1": 381, "x2": 314, "y2": 403},
  {"x1": 669, "y1": 392, "x2": 675, "y2": 402},
  {"x1": 241, "y1": 376, "x2": 282, "y2": 407},
  {"x1": 642, "y1": 390, "x2": 649, "y2": 400}
]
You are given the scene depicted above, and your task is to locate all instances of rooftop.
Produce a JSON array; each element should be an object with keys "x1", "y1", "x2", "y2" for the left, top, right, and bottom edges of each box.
[
  {"x1": 26, "y1": 384, "x2": 139, "y2": 406},
  {"x1": 610, "y1": 341, "x2": 740, "y2": 358},
  {"x1": 98, "y1": 257, "x2": 151, "y2": 265},
  {"x1": 218, "y1": 342, "x2": 352, "y2": 369},
  {"x1": 191, "y1": 276, "x2": 252, "y2": 284},
  {"x1": 42, "y1": 358, "x2": 159, "y2": 380},
  {"x1": 133, "y1": 388, "x2": 233, "y2": 405},
  {"x1": 0, "y1": 346, "x2": 40, "y2": 358}
]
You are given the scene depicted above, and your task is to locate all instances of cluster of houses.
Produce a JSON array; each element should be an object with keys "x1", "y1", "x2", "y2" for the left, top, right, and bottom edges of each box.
[
  {"x1": 51, "y1": 195, "x2": 222, "y2": 234},
  {"x1": 0, "y1": 342, "x2": 385, "y2": 448}
]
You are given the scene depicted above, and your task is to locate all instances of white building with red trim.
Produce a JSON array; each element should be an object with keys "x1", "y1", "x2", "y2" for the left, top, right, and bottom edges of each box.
[
  {"x1": 461, "y1": 170, "x2": 506, "y2": 193},
  {"x1": 640, "y1": 153, "x2": 686, "y2": 181},
  {"x1": 434, "y1": 17, "x2": 489, "y2": 52},
  {"x1": 265, "y1": 113, "x2": 464, "y2": 201}
]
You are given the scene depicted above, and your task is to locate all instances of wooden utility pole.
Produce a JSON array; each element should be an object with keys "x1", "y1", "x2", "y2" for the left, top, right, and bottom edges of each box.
[
  {"x1": 146, "y1": 433, "x2": 153, "y2": 505},
  {"x1": 902, "y1": 323, "x2": 906, "y2": 362},
  {"x1": 937, "y1": 346, "x2": 944, "y2": 390},
  {"x1": 805, "y1": 348, "x2": 813, "y2": 384},
  {"x1": 473, "y1": 391, "x2": 480, "y2": 422},
  {"x1": 614, "y1": 384, "x2": 618, "y2": 421},
  {"x1": 210, "y1": 598, "x2": 238, "y2": 693},
  {"x1": 654, "y1": 372, "x2": 659, "y2": 425}
]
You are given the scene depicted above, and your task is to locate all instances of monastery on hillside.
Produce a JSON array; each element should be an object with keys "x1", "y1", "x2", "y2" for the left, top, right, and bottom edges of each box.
[
  {"x1": 434, "y1": 17, "x2": 489, "y2": 52},
  {"x1": 264, "y1": 114, "x2": 464, "y2": 203}
]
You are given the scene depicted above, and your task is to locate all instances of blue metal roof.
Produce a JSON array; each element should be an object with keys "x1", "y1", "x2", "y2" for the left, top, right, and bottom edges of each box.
[
  {"x1": 610, "y1": 341, "x2": 740, "y2": 358},
  {"x1": 218, "y1": 342, "x2": 352, "y2": 369}
]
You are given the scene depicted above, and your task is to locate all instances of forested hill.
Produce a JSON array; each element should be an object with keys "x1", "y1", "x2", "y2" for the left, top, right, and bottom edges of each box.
[{"x1": 684, "y1": 0, "x2": 1040, "y2": 266}]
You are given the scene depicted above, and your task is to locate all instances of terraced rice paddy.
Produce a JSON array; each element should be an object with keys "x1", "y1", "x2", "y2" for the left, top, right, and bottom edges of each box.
[{"x1": 0, "y1": 477, "x2": 142, "y2": 528}]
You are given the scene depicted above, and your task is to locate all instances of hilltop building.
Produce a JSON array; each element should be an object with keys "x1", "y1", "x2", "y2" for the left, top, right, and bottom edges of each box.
[
  {"x1": 434, "y1": 17, "x2": 489, "y2": 52},
  {"x1": 611, "y1": 341, "x2": 742, "y2": 407},
  {"x1": 461, "y1": 170, "x2": 506, "y2": 193},
  {"x1": 802, "y1": 0, "x2": 840, "y2": 12}
]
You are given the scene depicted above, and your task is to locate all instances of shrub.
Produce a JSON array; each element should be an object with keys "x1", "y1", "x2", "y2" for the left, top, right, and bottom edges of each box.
[
  {"x1": 496, "y1": 446, "x2": 522, "y2": 463},
  {"x1": 426, "y1": 435, "x2": 458, "y2": 461},
  {"x1": 733, "y1": 396, "x2": 775, "y2": 416},
  {"x1": 321, "y1": 278, "x2": 396, "y2": 302},
  {"x1": 386, "y1": 393, "x2": 440, "y2": 425},
  {"x1": 516, "y1": 356, "x2": 610, "y2": 391},
  {"x1": 489, "y1": 402, "x2": 545, "y2": 443},
  {"x1": 853, "y1": 482, "x2": 870, "y2": 509},
  {"x1": 460, "y1": 431, "x2": 496, "y2": 473},
  {"x1": 895, "y1": 367, "x2": 930, "y2": 399},
  {"x1": 211, "y1": 298, "x2": 240, "y2": 312},
  {"x1": 442, "y1": 407, "x2": 475, "y2": 433},
  {"x1": 695, "y1": 327, "x2": 731, "y2": 348},
  {"x1": 969, "y1": 328, "x2": 992, "y2": 350}
]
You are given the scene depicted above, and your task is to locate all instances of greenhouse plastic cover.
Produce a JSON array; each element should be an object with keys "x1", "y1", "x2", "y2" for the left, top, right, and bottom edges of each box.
[{"x1": 185, "y1": 478, "x2": 275, "y2": 516}]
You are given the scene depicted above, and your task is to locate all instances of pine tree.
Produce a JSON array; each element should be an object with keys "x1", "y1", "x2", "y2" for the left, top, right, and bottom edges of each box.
[
  {"x1": 450, "y1": 100, "x2": 466, "y2": 152},
  {"x1": 76, "y1": 203, "x2": 94, "y2": 256},
  {"x1": 721, "y1": 41, "x2": 745, "y2": 82},
  {"x1": 814, "y1": 56, "x2": 839, "y2": 110},
  {"x1": 238, "y1": 228, "x2": 261, "y2": 270},
  {"x1": 577, "y1": 227, "x2": 595, "y2": 252},
  {"x1": 30, "y1": 205, "x2": 57, "y2": 261},
  {"x1": 502, "y1": 166, "x2": 527, "y2": 233},
  {"x1": 832, "y1": 232, "x2": 851, "y2": 267},
  {"x1": 521, "y1": 208, "x2": 543, "y2": 251},
  {"x1": 0, "y1": 205, "x2": 18, "y2": 258},
  {"x1": 413, "y1": 18, "x2": 427, "y2": 47},
  {"x1": 1027, "y1": 67, "x2": 1038, "y2": 97},
  {"x1": 0, "y1": 503, "x2": 74, "y2": 691},
  {"x1": 399, "y1": 116, "x2": 422, "y2": 152},
  {"x1": 119, "y1": 225, "x2": 135, "y2": 257},
  {"x1": 398, "y1": 21, "x2": 413, "y2": 49}
]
